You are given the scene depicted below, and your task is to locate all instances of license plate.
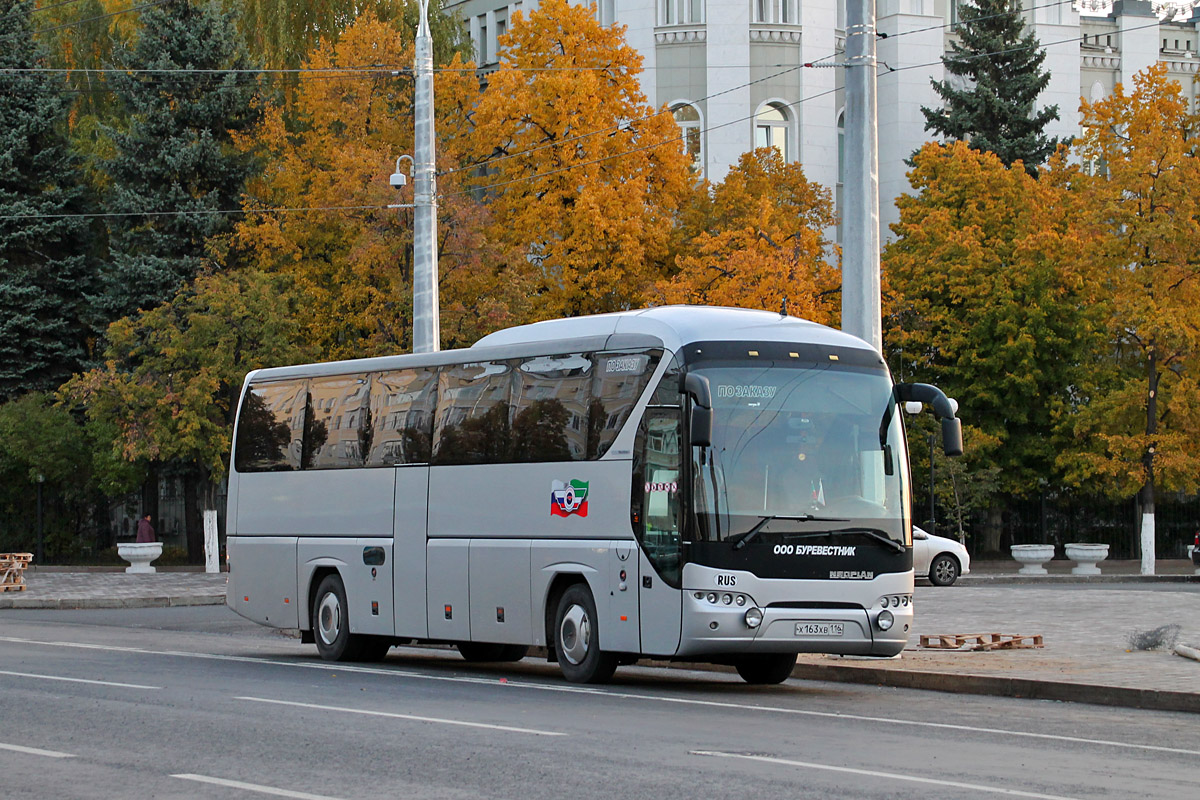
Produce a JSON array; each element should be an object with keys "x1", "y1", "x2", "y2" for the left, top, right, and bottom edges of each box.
[{"x1": 795, "y1": 622, "x2": 844, "y2": 637}]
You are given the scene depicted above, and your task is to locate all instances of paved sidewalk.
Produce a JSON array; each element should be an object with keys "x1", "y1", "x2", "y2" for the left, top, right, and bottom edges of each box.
[
  {"x1": 0, "y1": 570, "x2": 227, "y2": 609},
  {"x1": 3, "y1": 562, "x2": 1198, "y2": 712},
  {"x1": 795, "y1": 561, "x2": 1200, "y2": 713}
]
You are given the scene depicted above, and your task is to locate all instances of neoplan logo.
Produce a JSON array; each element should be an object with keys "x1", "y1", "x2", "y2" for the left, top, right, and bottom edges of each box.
[{"x1": 551, "y1": 479, "x2": 589, "y2": 517}]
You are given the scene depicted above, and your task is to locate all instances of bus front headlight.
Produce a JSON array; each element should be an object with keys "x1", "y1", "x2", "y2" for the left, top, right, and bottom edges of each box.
[
  {"x1": 877, "y1": 610, "x2": 895, "y2": 631},
  {"x1": 744, "y1": 607, "x2": 763, "y2": 628}
]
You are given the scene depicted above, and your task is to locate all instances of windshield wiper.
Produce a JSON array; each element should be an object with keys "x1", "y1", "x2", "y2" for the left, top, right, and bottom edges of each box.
[
  {"x1": 834, "y1": 528, "x2": 906, "y2": 554},
  {"x1": 731, "y1": 514, "x2": 850, "y2": 550}
]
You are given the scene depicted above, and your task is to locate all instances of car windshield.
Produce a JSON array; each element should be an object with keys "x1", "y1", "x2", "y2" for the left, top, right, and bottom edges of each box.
[{"x1": 690, "y1": 361, "x2": 910, "y2": 548}]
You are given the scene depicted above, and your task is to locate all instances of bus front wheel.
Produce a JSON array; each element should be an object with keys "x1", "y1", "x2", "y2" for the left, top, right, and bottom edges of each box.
[
  {"x1": 554, "y1": 584, "x2": 618, "y2": 684},
  {"x1": 735, "y1": 653, "x2": 797, "y2": 685}
]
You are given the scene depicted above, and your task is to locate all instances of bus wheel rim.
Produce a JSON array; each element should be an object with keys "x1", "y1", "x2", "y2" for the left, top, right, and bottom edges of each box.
[
  {"x1": 560, "y1": 604, "x2": 590, "y2": 665},
  {"x1": 317, "y1": 592, "x2": 341, "y2": 646}
]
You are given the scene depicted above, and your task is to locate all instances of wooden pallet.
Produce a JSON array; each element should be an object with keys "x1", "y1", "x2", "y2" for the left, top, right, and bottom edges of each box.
[
  {"x1": 919, "y1": 633, "x2": 1044, "y2": 651},
  {"x1": 0, "y1": 552, "x2": 32, "y2": 592}
]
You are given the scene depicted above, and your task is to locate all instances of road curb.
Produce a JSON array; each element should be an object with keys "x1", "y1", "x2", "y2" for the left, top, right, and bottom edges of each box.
[
  {"x1": 0, "y1": 594, "x2": 226, "y2": 610},
  {"x1": 958, "y1": 574, "x2": 1200, "y2": 585},
  {"x1": 787, "y1": 662, "x2": 1200, "y2": 714}
]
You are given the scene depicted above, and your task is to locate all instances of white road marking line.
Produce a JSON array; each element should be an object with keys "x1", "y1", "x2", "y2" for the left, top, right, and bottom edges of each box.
[
  {"x1": 690, "y1": 750, "x2": 1082, "y2": 800},
  {"x1": 2, "y1": 635, "x2": 1193, "y2": 757},
  {"x1": 0, "y1": 742, "x2": 74, "y2": 759},
  {"x1": 236, "y1": 695, "x2": 566, "y2": 736},
  {"x1": 0, "y1": 668, "x2": 161, "y2": 690},
  {"x1": 172, "y1": 774, "x2": 346, "y2": 800}
]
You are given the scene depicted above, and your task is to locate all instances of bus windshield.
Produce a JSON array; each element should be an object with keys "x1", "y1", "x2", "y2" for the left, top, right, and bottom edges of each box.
[{"x1": 690, "y1": 361, "x2": 910, "y2": 551}]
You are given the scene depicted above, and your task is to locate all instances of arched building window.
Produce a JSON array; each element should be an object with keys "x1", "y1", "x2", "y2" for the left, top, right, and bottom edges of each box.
[
  {"x1": 754, "y1": 102, "x2": 790, "y2": 161},
  {"x1": 672, "y1": 103, "x2": 704, "y2": 175}
]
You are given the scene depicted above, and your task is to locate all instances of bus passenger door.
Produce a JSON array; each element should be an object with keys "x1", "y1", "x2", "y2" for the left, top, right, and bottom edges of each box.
[{"x1": 638, "y1": 409, "x2": 683, "y2": 656}]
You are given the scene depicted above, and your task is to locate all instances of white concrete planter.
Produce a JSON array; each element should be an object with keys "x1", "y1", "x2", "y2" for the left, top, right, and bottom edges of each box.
[
  {"x1": 1189, "y1": 545, "x2": 1199, "y2": 575},
  {"x1": 1010, "y1": 544, "x2": 1055, "y2": 576},
  {"x1": 1064, "y1": 543, "x2": 1109, "y2": 575},
  {"x1": 117, "y1": 542, "x2": 163, "y2": 574}
]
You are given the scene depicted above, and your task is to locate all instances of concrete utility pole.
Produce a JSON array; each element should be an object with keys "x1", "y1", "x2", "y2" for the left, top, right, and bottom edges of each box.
[
  {"x1": 842, "y1": 0, "x2": 882, "y2": 353},
  {"x1": 412, "y1": 0, "x2": 440, "y2": 353}
]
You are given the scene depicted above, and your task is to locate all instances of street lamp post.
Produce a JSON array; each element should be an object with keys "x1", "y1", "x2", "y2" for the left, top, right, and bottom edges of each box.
[
  {"x1": 842, "y1": 0, "x2": 882, "y2": 353},
  {"x1": 411, "y1": 0, "x2": 440, "y2": 354},
  {"x1": 35, "y1": 473, "x2": 45, "y2": 563}
]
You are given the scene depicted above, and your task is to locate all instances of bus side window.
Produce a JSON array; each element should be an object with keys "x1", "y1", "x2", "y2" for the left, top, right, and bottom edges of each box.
[
  {"x1": 306, "y1": 375, "x2": 370, "y2": 469},
  {"x1": 234, "y1": 381, "x2": 307, "y2": 472},
  {"x1": 368, "y1": 368, "x2": 437, "y2": 466},
  {"x1": 634, "y1": 407, "x2": 683, "y2": 587},
  {"x1": 433, "y1": 361, "x2": 513, "y2": 465},
  {"x1": 589, "y1": 350, "x2": 663, "y2": 459},
  {"x1": 512, "y1": 354, "x2": 592, "y2": 462}
]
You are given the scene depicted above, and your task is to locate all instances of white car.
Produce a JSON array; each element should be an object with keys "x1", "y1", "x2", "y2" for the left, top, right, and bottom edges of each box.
[{"x1": 913, "y1": 526, "x2": 970, "y2": 586}]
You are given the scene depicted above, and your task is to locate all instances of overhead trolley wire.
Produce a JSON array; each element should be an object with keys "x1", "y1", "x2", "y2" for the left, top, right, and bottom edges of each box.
[{"x1": 0, "y1": 204, "x2": 393, "y2": 222}]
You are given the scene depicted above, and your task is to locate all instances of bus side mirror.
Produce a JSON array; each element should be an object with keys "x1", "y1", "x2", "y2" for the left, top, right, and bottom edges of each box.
[
  {"x1": 681, "y1": 372, "x2": 713, "y2": 447},
  {"x1": 941, "y1": 417, "x2": 963, "y2": 457},
  {"x1": 895, "y1": 382, "x2": 963, "y2": 457}
]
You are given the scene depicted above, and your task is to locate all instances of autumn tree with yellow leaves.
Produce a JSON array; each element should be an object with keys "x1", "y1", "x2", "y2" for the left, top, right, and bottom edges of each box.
[
  {"x1": 233, "y1": 12, "x2": 528, "y2": 358},
  {"x1": 884, "y1": 141, "x2": 1104, "y2": 552},
  {"x1": 466, "y1": 0, "x2": 694, "y2": 318},
  {"x1": 1064, "y1": 64, "x2": 1200, "y2": 570},
  {"x1": 659, "y1": 148, "x2": 838, "y2": 322}
]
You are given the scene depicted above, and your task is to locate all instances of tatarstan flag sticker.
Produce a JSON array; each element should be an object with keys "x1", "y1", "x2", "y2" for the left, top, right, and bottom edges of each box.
[{"x1": 551, "y1": 479, "x2": 589, "y2": 517}]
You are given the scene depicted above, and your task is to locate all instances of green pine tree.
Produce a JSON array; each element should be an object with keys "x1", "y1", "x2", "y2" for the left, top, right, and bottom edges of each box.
[
  {"x1": 922, "y1": 0, "x2": 1064, "y2": 173},
  {"x1": 100, "y1": 0, "x2": 262, "y2": 319},
  {"x1": 0, "y1": 0, "x2": 99, "y2": 398}
]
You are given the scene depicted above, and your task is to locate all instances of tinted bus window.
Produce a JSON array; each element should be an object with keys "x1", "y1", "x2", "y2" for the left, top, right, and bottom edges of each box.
[
  {"x1": 369, "y1": 368, "x2": 437, "y2": 465},
  {"x1": 234, "y1": 381, "x2": 307, "y2": 472},
  {"x1": 306, "y1": 375, "x2": 370, "y2": 469},
  {"x1": 512, "y1": 354, "x2": 593, "y2": 462},
  {"x1": 433, "y1": 361, "x2": 513, "y2": 465},
  {"x1": 588, "y1": 351, "x2": 662, "y2": 458}
]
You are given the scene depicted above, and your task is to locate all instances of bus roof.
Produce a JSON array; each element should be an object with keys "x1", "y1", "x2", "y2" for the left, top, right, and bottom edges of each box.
[
  {"x1": 474, "y1": 305, "x2": 874, "y2": 354},
  {"x1": 244, "y1": 305, "x2": 877, "y2": 384}
]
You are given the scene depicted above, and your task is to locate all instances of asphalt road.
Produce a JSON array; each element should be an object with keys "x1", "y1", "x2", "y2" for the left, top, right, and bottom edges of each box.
[{"x1": 1, "y1": 606, "x2": 1197, "y2": 800}]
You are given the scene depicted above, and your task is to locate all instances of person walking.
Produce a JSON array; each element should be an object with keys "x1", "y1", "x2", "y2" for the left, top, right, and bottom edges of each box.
[{"x1": 135, "y1": 513, "x2": 156, "y2": 543}]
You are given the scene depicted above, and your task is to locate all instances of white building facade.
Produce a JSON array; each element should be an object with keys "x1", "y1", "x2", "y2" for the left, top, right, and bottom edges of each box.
[{"x1": 444, "y1": 0, "x2": 1200, "y2": 233}]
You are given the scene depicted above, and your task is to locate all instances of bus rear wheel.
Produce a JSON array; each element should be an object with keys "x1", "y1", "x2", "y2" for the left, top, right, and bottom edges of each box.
[
  {"x1": 735, "y1": 654, "x2": 797, "y2": 685},
  {"x1": 554, "y1": 584, "x2": 618, "y2": 684},
  {"x1": 312, "y1": 574, "x2": 384, "y2": 662},
  {"x1": 457, "y1": 643, "x2": 529, "y2": 662}
]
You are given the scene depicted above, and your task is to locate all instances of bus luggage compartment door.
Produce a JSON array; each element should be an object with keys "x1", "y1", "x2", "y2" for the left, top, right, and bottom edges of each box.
[
  {"x1": 229, "y1": 536, "x2": 299, "y2": 629},
  {"x1": 427, "y1": 539, "x2": 471, "y2": 641},
  {"x1": 468, "y1": 540, "x2": 532, "y2": 644}
]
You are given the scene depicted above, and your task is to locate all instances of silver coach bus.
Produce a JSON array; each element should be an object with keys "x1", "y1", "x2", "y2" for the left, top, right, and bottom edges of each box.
[{"x1": 226, "y1": 306, "x2": 962, "y2": 684}]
